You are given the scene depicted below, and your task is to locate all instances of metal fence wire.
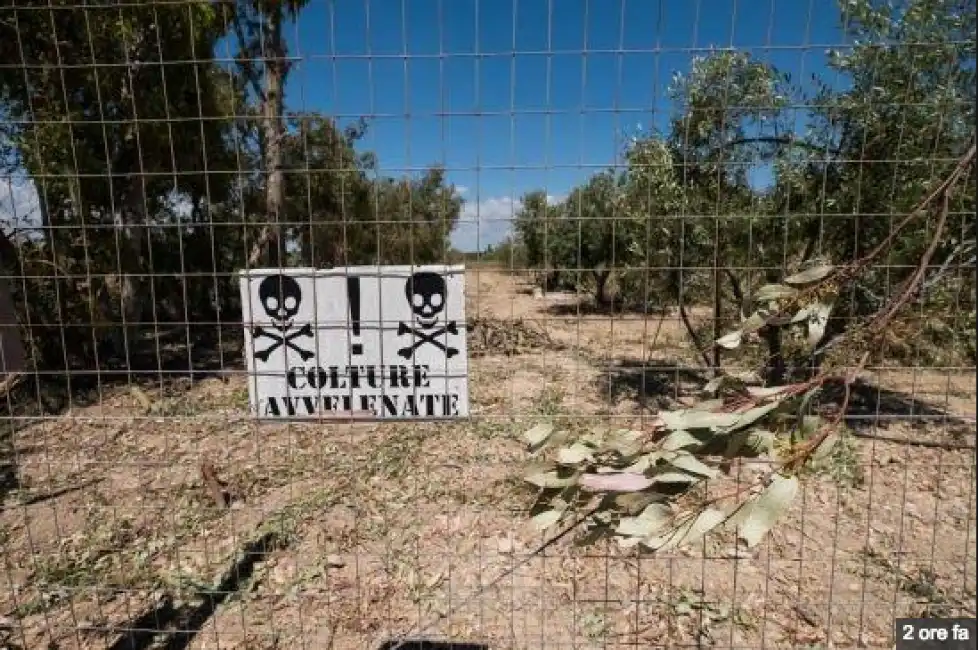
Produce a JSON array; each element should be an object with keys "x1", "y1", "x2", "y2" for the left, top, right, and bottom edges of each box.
[{"x1": 0, "y1": 0, "x2": 976, "y2": 648}]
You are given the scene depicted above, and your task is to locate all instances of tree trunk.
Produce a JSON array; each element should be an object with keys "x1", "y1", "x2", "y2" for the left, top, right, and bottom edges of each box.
[
  {"x1": 760, "y1": 269, "x2": 786, "y2": 385},
  {"x1": 117, "y1": 179, "x2": 147, "y2": 363},
  {"x1": 262, "y1": 13, "x2": 286, "y2": 269},
  {"x1": 594, "y1": 269, "x2": 611, "y2": 306}
]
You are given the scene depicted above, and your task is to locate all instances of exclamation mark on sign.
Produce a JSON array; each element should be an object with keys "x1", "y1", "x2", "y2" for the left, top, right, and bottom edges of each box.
[{"x1": 347, "y1": 276, "x2": 363, "y2": 355}]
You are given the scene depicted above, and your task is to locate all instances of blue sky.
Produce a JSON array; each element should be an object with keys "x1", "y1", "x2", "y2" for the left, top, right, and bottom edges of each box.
[
  {"x1": 1, "y1": 0, "x2": 854, "y2": 251},
  {"x1": 257, "y1": 0, "x2": 852, "y2": 251}
]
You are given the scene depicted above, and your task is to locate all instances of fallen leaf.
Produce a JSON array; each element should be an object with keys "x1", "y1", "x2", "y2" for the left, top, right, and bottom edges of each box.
[
  {"x1": 523, "y1": 423, "x2": 555, "y2": 454},
  {"x1": 579, "y1": 472, "x2": 654, "y2": 492},
  {"x1": 715, "y1": 330, "x2": 743, "y2": 349},
  {"x1": 755, "y1": 284, "x2": 798, "y2": 301},
  {"x1": 726, "y1": 473, "x2": 799, "y2": 548},
  {"x1": 784, "y1": 263, "x2": 834, "y2": 285}
]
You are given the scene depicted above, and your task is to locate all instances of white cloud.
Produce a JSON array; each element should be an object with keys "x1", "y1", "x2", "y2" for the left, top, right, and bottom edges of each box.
[{"x1": 451, "y1": 193, "x2": 562, "y2": 252}]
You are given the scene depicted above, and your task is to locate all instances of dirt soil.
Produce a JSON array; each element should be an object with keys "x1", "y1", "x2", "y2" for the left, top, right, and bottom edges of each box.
[{"x1": 1, "y1": 266, "x2": 975, "y2": 650}]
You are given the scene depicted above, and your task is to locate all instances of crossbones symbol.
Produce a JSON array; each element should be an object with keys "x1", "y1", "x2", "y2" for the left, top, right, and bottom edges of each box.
[
  {"x1": 254, "y1": 323, "x2": 315, "y2": 362},
  {"x1": 252, "y1": 274, "x2": 316, "y2": 363},
  {"x1": 396, "y1": 271, "x2": 460, "y2": 359},
  {"x1": 397, "y1": 321, "x2": 459, "y2": 358}
]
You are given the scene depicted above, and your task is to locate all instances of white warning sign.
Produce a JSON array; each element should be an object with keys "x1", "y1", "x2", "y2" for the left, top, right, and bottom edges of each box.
[{"x1": 239, "y1": 265, "x2": 469, "y2": 421}]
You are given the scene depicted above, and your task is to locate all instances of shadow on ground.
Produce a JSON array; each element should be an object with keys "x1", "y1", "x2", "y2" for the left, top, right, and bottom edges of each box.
[
  {"x1": 0, "y1": 324, "x2": 243, "y2": 504},
  {"x1": 601, "y1": 359, "x2": 974, "y2": 441},
  {"x1": 378, "y1": 640, "x2": 489, "y2": 650},
  {"x1": 599, "y1": 358, "x2": 709, "y2": 411},
  {"x1": 822, "y1": 378, "x2": 975, "y2": 437},
  {"x1": 544, "y1": 298, "x2": 672, "y2": 318},
  {"x1": 105, "y1": 528, "x2": 288, "y2": 650}
]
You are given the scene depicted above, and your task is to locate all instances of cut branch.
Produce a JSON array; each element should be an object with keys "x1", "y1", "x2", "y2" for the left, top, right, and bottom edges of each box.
[{"x1": 678, "y1": 299, "x2": 713, "y2": 370}]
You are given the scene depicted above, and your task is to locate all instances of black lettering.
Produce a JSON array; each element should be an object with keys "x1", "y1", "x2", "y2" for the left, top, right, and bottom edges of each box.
[
  {"x1": 349, "y1": 366, "x2": 361, "y2": 389},
  {"x1": 324, "y1": 394, "x2": 355, "y2": 412},
  {"x1": 284, "y1": 397, "x2": 305, "y2": 416},
  {"x1": 328, "y1": 366, "x2": 346, "y2": 389},
  {"x1": 400, "y1": 394, "x2": 418, "y2": 417},
  {"x1": 423, "y1": 393, "x2": 437, "y2": 416},
  {"x1": 389, "y1": 365, "x2": 411, "y2": 388},
  {"x1": 361, "y1": 365, "x2": 379, "y2": 389},
  {"x1": 360, "y1": 394, "x2": 377, "y2": 414},
  {"x1": 447, "y1": 393, "x2": 460, "y2": 416},
  {"x1": 415, "y1": 365, "x2": 430, "y2": 388},
  {"x1": 287, "y1": 368, "x2": 306, "y2": 390},
  {"x1": 263, "y1": 397, "x2": 281, "y2": 417},
  {"x1": 381, "y1": 394, "x2": 398, "y2": 417},
  {"x1": 307, "y1": 367, "x2": 328, "y2": 389}
]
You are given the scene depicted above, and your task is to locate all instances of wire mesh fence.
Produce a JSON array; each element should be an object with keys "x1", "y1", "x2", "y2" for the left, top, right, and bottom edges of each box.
[{"x1": 0, "y1": 0, "x2": 975, "y2": 648}]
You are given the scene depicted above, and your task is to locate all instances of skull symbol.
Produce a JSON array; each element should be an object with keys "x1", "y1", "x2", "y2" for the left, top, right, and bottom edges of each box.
[
  {"x1": 405, "y1": 272, "x2": 446, "y2": 328},
  {"x1": 258, "y1": 274, "x2": 302, "y2": 327}
]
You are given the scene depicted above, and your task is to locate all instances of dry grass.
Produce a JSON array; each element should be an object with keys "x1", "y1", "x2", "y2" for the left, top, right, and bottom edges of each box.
[{"x1": 0, "y1": 267, "x2": 974, "y2": 650}]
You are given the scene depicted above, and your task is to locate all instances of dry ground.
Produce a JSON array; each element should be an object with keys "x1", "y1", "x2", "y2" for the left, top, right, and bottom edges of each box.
[{"x1": 1, "y1": 266, "x2": 975, "y2": 650}]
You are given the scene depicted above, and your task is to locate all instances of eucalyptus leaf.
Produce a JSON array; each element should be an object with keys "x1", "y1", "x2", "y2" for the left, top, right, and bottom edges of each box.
[
  {"x1": 755, "y1": 284, "x2": 798, "y2": 301},
  {"x1": 557, "y1": 443, "x2": 594, "y2": 466},
  {"x1": 716, "y1": 330, "x2": 743, "y2": 349},
  {"x1": 660, "y1": 409, "x2": 743, "y2": 432},
  {"x1": 741, "y1": 311, "x2": 768, "y2": 334},
  {"x1": 642, "y1": 507, "x2": 726, "y2": 552},
  {"x1": 523, "y1": 423, "x2": 555, "y2": 454},
  {"x1": 649, "y1": 470, "x2": 703, "y2": 485},
  {"x1": 528, "y1": 488, "x2": 562, "y2": 516},
  {"x1": 616, "y1": 503, "x2": 673, "y2": 538},
  {"x1": 617, "y1": 535, "x2": 644, "y2": 549},
  {"x1": 790, "y1": 306, "x2": 811, "y2": 324},
  {"x1": 721, "y1": 399, "x2": 785, "y2": 433},
  {"x1": 702, "y1": 376, "x2": 724, "y2": 394},
  {"x1": 530, "y1": 508, "x2": 564, "y2": 531},
  {"x1": 660, "y1": 429, "x2": 706, "y2": 452},
  {"x1": 525, "y1": 469, "x2": 579, "y2": 489},
  {"x1": 784, "y1": 263, "x2": 834, "y2": 286},
  {"x1": 607, "y1": 429, "x2": 644, "y2": 457},
  {"x1": 663, "y1": 452, "x2": 719, "y2": 478},
  {"x1": 622, "y1": 454, "x2": 654, "y2": 474},
  {"x1": 614, "y1": 491, "x2": 665, "y2": 514},
  {"x1": 726, "y1": 473, "x2": 799, "y2": 548},
  {"x1": 746, "y1": 385, "x2": 788, "y2": 398},
  {"x1": 579, "y1": 472, "x2": 654, "y2": 492}
]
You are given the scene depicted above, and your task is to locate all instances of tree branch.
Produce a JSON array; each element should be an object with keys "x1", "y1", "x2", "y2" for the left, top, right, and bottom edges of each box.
[
  {"x1": 678, "y1": 299, "x2": 713, "y2": 370},
  {"x1": 921, "y1": 238, "x2": 976, "y2": 294},
  {"x1": 720, "y1": 136, "x2": 842, "y2": 156},
  {"x1": 232, "y1": 15, "x2": 266, "y2": 103},
  {"x1": 867, "y1": 188, "x2": 952, "y2": 333}
]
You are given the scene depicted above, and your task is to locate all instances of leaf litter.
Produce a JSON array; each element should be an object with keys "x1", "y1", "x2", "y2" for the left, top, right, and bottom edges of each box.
[{"x1": 1, "y1": 269, "x2": 973, "y2": 650}]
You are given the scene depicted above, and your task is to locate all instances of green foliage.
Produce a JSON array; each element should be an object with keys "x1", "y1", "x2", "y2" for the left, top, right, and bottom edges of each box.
[
  {"x1": 0, "y1": 0, "x2": 460, "y2": 372},
  {"x1": 510, "y1": 0, "x2": 974, "y2": 365},
  {"x1": 520, "y1": 378, "x2": 819, "y2": 551},
  {"x1": 514, "y1": 0, "x2": 976, "y2": 551}
]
